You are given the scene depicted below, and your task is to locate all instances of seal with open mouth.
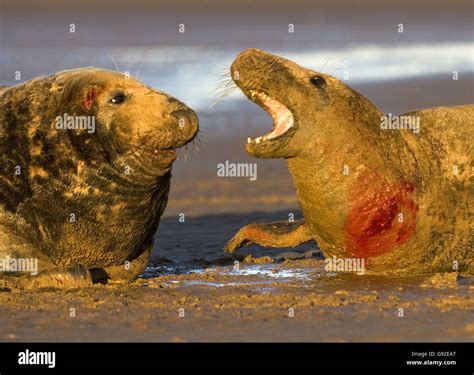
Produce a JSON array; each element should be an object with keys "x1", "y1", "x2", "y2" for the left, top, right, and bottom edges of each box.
[
  {"x1": 0, "y1": 68, "x2": 198, "y2": 288},
  {"x1": 224, "y1": 49, "x2": 473, "y2": 275}
]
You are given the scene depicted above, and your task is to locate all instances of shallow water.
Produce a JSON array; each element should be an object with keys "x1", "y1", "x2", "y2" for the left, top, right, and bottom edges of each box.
[{"x1": 141, "y1": 262, "x2": 330, "y2": 289}]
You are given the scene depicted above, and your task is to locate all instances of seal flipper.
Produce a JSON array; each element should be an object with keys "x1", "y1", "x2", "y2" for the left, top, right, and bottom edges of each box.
[
  {"x1": 224, "y1": 220, "x2": 313, "y2": 253},
  {"x1": 96, "y1": 246, "x2": 152, "y2": 283},
  {"x1": 1, "y1": 264, "x2": 93, "y2": 289}
]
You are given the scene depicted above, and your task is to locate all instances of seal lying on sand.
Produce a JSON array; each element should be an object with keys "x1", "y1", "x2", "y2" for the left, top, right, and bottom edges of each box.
[
  {"x1": 225, "y1": 49, "x2": 473, "y2": 275},
  {"x1": 0, "y1": 68, "x2": 198, "y2": 288}
]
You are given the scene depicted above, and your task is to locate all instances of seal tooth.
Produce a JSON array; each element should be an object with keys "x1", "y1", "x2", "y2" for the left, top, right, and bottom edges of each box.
[
  {"x1": 256, "y1": 137, "x2": 261, "y2": 144},
  {"x1": 247, "y1": 137, "x2": 252, "y2": 144}
]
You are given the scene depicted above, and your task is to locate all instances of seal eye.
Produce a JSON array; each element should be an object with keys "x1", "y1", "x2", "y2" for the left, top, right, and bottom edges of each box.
[
  {"x1": 310, "y1": 76, "x2": 326, "y2": 89},
  {"x1": 110, "y1": 94, "x2": 126, "y2": 104}
]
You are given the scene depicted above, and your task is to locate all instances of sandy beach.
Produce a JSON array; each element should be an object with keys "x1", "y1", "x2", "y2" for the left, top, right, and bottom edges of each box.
[{"x1": 1, "y1": 261, "x2": 473, "y2": 342}]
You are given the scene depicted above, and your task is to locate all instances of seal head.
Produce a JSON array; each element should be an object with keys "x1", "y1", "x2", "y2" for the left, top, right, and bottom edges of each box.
[{"x1": 230, "y1": 48, "x2": 381, "y2": 161}]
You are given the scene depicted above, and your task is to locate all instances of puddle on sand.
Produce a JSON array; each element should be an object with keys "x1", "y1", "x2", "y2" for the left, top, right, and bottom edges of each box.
[
  {"x1": 139, "y1": 263, "x2": 467, "y2": 294},
  {"x1": 140, "y1": 264, "x2": 193, "y2": 278},
  {"x1": 140, "y1": 263, "x2": 330, "y2": 288},
  {"x1": 193, "y1": 264, "x2": 316, "y2": 280}
]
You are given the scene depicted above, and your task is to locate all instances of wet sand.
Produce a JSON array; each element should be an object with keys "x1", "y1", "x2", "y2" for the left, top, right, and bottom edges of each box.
[{"x1": 1, "y1": 260, "x2": 473, "y2": 342}]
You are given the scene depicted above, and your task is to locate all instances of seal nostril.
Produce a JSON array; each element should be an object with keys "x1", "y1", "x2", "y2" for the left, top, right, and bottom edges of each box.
[{"x1": 170, "y1": 108, "x2": 199, "y2": 139}]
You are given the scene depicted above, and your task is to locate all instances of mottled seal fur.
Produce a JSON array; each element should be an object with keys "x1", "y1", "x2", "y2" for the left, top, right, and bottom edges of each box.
[
  {"x1": 225, "y1": 49, "x2": 473, "y2": 275},
  {"x1": 0, "y1": 68, "x2": 198, "y2": 288}
]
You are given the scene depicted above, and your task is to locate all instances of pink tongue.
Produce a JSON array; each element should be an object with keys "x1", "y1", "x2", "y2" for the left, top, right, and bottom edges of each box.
[
  {"x1": 258, "y1": 93, "x2": 293, "y2": 139},
  {"x1": 273, "y1": 107, "x2": 290, "y2": 136}
]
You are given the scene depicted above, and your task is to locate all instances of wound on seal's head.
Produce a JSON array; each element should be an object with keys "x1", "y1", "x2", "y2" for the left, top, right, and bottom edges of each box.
[{"x1": 83, "y1": 87, "x2": 99, "y2": 110}]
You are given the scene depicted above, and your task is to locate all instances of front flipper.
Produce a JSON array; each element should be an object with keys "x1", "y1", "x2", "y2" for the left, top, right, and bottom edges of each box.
[
  {"x1": 1, "y1": 265, "x2": 93, "y2": 289},
  {"x1": 224, "y1": 220, "x2": 313, "y2": 253},
  {"x1": 97, "y1": 246, "x2": 152, "y2": 283},
  {"x1": 1, "y1": 247, "x2": 152, "y2": 289},
  {"x1": 1, "y1": 247, "x2": 153, "y2": 289}
]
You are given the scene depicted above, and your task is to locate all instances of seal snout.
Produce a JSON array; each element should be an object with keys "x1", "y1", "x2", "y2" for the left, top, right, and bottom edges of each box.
[
  {"x1": 169, "y1": 105, "x2": 199, "y2": 148},
  {"x1": 232, "y1": 48, "x2": 271, "y2": 71},
  {"x1": 231, "y1": 48, "x2": 275, "y2": 88}
]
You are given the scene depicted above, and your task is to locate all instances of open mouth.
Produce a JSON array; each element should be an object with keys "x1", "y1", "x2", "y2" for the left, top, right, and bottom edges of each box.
[{"x1": 246, "y1": 90, "x2": 295, "y2": 144}]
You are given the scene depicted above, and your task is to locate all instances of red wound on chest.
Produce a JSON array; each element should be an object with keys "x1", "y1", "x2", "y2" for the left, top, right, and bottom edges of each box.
[
  {"x1": 344, "y1": 172, "x2": 417, "y2": 258},
  {"x1": 83, "y1": 88, "x2": 99, "y2": 110}
]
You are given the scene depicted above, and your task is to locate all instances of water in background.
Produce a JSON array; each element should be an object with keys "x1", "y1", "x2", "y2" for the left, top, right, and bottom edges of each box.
[{"x1": 1, "y1": 0, "x2": 473, "y2": 113}]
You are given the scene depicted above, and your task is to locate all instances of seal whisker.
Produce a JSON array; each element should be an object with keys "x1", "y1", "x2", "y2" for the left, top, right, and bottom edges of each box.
[
  {"x1": 213, "y1": 82, "x2": 236, "y2": 95},
  {"x1": 210, "y1": 79, "x2": 239, "y2": 108},
  {"x1": 135, "y1": 59, "x2": 144, "y2": 80},
  {"x1": 195, "y1": 131, "x2": 206, "y2": 147},
  {"x1": 214, "y1": 66, "x2": 232, "y2": 77},
  {"x1": 329, "y1": 57, "x2": 350, "y2": 75},
  {"x1": 216, "y1": 86, "x2": 238, "y2": 97},
  {"x1": 319, "y1": 57, "x2": 333, "y2": 73},
  {"x1": 183, "y1": 144, "x2": 189, "y2": 162},
  {"x1": 214, "y1": 80, "x2": 236, "y2": 90},
  {"x1": 107, "y1": 54, "x2": 120, "y2": 72},
  {"x1": 192, "y1": 140, "x2": 200, "y2": 154}
]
